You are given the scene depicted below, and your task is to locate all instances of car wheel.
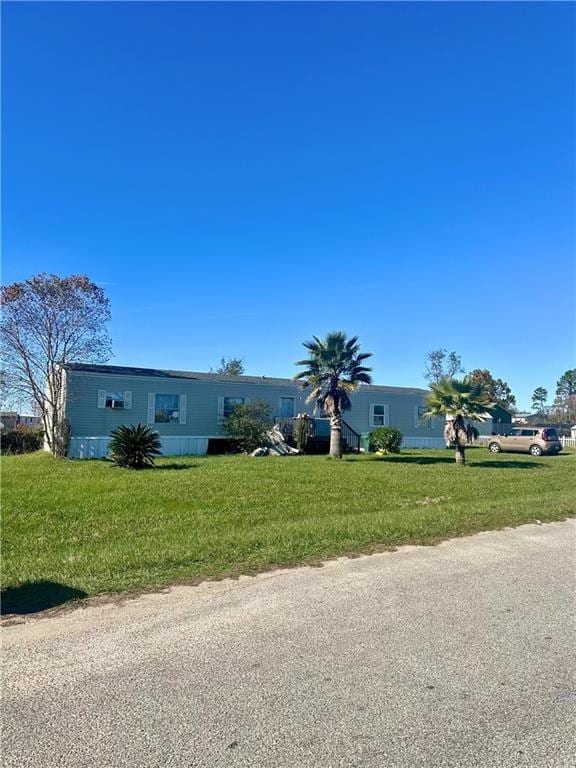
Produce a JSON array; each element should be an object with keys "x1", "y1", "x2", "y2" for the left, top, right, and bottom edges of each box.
[
  {"x1": 529, "y1": 444, "x2": 543, "y2": 456},
  {"x1": 489, "y1": 442, "x2": 501, "y2": 453}
]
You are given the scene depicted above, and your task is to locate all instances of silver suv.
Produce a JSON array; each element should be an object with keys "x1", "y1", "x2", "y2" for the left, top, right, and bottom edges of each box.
[{"x1": 488, "y1": 427, "x2": 562, "y2": 456}]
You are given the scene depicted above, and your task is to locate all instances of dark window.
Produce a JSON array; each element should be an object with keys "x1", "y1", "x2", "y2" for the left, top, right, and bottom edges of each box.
[
  {"x1": 105, "y1": 391, "x2": 124, "y2": 409},
  {"x1": 223, "y1": 397, "x2": 244, "y2": 419}
]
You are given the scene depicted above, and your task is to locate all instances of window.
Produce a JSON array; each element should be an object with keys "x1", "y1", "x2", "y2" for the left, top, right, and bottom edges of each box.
[
  {"x1": 280, "y1": 397, "x2": 295, "y2": 418},
  {"x1": 155, "y1": 394, "x2": 180, "y2": 423},
  {"x1": 521, "y1": 429, "x2": 537, "y2": 437},
  {"x1": 223, "y1": 397, "x2": 244, "y2": 419},
  {"x1": 98, "y1": 389, "x2": 131, "y2": 409},
  {"x1": 416, "y1": 405, "x2": 432, "y2": 428},
  {"x1": 105, "y1": 391, "x2": 125, "y2": 409},
  {"x1": 370, "y1": 404, "x2": 389, "y2": 427}
]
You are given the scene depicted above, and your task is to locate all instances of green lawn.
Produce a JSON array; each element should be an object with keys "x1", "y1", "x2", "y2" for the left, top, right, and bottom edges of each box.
[{"x1": 2, "y1": 449, "x2": 575, "y2": 614}]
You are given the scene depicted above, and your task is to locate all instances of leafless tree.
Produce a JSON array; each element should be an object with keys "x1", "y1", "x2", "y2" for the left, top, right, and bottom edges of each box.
[
  {"x1": 424, "y1": 349, "x2": 464, "y2": 385},
  {"x1": 1, "y1": 274, "x2": 111, "y2": 455}
]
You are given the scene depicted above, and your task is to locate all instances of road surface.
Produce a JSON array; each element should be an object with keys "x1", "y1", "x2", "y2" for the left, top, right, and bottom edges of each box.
[{"x1": 3, "y1": 520, "x2": 575, "y2": 767}]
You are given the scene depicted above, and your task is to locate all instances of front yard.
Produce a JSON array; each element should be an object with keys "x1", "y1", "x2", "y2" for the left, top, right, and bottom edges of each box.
[{"x1": 2, "y1": 449, "x2": 575, "y2": 614}]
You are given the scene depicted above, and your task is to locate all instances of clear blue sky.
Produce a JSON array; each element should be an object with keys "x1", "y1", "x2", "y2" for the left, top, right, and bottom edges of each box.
[{"x1": 3, "y1": 2, "x2": 574, "y2": 410}]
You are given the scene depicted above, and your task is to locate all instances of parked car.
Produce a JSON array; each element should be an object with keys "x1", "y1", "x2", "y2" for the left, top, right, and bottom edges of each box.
[{"x1": 488, "y1": 427, "x2": 562, "y2": 456}]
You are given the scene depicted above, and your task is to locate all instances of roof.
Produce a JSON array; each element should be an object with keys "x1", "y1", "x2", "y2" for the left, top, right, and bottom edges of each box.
[{"x1": 63, "y1": 363, "x2": 430, "y2": 395}]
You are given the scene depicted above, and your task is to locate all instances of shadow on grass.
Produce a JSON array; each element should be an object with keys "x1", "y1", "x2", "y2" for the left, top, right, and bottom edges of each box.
[
  {"x1": 471, "y1": 460, "x2": 545, "y2": 470},
  {"x1": 376, "y1": 456, "x2": 456, "y2": 465},
  {"x1": 106, "y1": 462, "x2": 196, "y2": 471},
  {"x1": 154, "y1": 462, "x2": 197, "y2": 471},
  {"x1": 1, "y1": 581, "x2": 88, "y2": 615},
  {"x1": 374, "y1": 455, "x2": 545, "y2": 469}
]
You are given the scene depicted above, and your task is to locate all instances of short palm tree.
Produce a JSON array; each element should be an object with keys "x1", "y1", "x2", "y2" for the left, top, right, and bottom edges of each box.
[
  {"x1": 108, "y1": 423, "x2": 162, "y2": 469},
  {"x1": 423, "y1": 377, "x2": 494, "y2": 465},
  {"x1": 294, "y1": 332, "x2": 372, "y2": 458}
]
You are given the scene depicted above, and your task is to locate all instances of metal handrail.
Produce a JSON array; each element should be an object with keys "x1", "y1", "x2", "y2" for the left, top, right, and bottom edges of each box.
[{"x1": 274, "y1": 417, "x2": 361, "y2": 453}]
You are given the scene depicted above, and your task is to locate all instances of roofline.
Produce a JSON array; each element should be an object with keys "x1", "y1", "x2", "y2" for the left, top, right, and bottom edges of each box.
[{"x1": 62, "y1": 363, "x2": 430, "y2": 395}]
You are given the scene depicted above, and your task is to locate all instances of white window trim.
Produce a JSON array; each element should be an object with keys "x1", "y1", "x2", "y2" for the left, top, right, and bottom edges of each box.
[
  {"x1": 147, "y1": 393, "x2": 155, "y2": 424},
  {"x1": 369, "y1": 403, "x2": 389, "y2": 428}
]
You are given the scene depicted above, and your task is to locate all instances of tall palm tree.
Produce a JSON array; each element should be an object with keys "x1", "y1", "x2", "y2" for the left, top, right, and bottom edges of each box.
[
  {"x1": 294, "y1": 332, "x2": 373, "y2": 458},
  {"x1": 424, "y1": 376, "x2": 494, "y2": 465}
]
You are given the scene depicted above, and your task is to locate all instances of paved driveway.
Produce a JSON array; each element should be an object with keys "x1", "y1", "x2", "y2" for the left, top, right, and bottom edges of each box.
[{"x1": 3, "y1": 520, "x2": 575, "y2": 767}]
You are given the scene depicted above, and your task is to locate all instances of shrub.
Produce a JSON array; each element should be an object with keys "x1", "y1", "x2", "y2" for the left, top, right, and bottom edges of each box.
[
  {"x1": 294, "y1": 416, "x2": 310, "y2": 452},
  {"x1": 1, "y1": 427, "x2": 44, "y2": 454},
  {"x1": 108, "y1": 423, "x2": 162, "y2": 469},
  {"x1": 222, "y1": 400, "x2": 272, "y2": 453},
  {"x1": 369, "y1": 426, "x2": 403, "y2": 454}
]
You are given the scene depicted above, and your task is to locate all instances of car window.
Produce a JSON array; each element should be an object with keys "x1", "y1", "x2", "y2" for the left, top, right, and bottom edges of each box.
[
  {"x1": 508, "y1": 429, "x2": 522, "y2": 436},
  {"x1": 521, "y1": 429, "x2": 536, "y2": 436},
  {"x1": 544, "y1": 428, "x2": 559, "y2": 438}
]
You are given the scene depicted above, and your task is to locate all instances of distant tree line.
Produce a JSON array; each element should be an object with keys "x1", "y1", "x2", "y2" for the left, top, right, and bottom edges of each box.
[{"x1": 531, "y1": 370, "x2": 576, "y2": 424}]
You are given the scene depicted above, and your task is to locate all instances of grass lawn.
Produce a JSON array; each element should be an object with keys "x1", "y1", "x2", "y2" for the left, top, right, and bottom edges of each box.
[{"x1": 2, "y1": 449, "x2": 575, "y2": 614}]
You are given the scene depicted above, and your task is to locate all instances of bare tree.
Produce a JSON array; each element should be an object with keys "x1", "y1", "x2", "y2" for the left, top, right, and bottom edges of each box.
[
  {"x1": 424, "y1": 349, "x2": 464, "y2": 385},
  {"x1": 1, "y1": 274, "x2": 111, "y2": 455}
]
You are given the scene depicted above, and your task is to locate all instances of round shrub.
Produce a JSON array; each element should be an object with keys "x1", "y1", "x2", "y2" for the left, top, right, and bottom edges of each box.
[
  {"x1": 368, "y1": 426, "x2": 403, "y2": 454},
  {"x1": 222, "y1": 400, "x2": 272, "y2": 453}
]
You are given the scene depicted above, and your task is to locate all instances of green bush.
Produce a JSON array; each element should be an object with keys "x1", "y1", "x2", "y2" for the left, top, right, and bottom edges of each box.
[
  {"x1": 294, "y1": 417, "x2": 310, "y2": 452},
  {"x1": 1, "y1": 427, "x2": 44, "y2": 454},
  {"x1": 108, "y1": 424, "x2": 162, "y2": 469},
  {"x1": 222, "y1": 400, "x2": 272, "y2": 453},
  {"x1": 368, "y1": 426, "x2": 403, "y2": 454}
]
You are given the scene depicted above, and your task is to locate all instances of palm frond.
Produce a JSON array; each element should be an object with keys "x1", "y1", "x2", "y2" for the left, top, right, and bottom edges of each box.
[
  {"x1": 424, "y1": 376, "x2": 495, "y2": 421},
  {"x1": 294, "y1": 331, "x2": 373, "y2": 416}
]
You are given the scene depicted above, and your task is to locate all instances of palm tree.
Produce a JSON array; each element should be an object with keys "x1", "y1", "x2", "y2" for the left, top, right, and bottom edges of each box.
[
  {"x1": 424, "y1": 377, "x2": 494, "y2": 465},
  {"x1": 294, "y1": 332, "x2": 373, "y2": 458}
]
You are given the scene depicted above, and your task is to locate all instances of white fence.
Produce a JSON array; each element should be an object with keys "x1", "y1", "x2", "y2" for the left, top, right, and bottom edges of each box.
[
  {"x1": 560, "y1": 437, "x2": 576, "y2": 449},
  {"x1": 68, "y1": 436, "x2": 210, "y2": 459}
]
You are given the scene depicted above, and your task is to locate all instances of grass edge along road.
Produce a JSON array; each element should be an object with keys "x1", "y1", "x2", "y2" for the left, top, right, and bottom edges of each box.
[{"x1": 3, "y1": 449, "x2": 575, "y2": 615}]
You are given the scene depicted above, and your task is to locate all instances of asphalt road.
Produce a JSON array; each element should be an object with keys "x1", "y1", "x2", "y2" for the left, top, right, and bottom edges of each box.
[{"x1": 3, "y1": 520, "x2": 575, "y2": 768}]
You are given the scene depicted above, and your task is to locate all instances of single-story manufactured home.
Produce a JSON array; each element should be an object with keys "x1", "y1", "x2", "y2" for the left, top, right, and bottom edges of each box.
[{"x1": 58, "y1": 363, "x2": 509, "y2": 458}]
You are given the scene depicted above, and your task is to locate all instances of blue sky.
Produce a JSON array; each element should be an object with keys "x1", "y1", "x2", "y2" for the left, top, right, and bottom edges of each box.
[{"x1": 3, "y1": 2, "x2": 574, "y2": 409}]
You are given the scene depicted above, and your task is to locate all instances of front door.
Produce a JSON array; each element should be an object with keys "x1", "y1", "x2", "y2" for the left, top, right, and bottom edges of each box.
[{"x1": 280, "y1": 397, "x2": 295, "y2": 418}]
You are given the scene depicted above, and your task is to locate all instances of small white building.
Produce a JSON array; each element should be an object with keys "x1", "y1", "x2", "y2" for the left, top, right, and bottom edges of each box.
[{"x1": 18, "y1": 414, "x2": 42, "y2": 428}]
